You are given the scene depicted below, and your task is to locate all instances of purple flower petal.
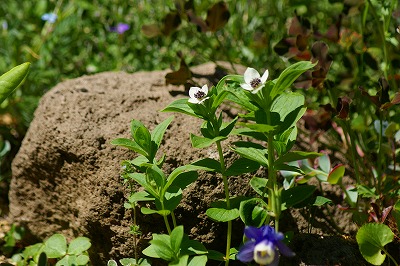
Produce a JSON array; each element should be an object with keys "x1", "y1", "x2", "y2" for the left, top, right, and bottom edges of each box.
[
  {"x1": 244, "y1": 226, "x2": 263, "y2": 241},
  {"x1": 276, "y1": 241, "x2": 295, "y2": 257},
  {"x1": 237, "y1": 241, "x2": 256, "y2": 262},
  {"x1": 110, "y1": 23, "x2": 130, "y2": 34}
]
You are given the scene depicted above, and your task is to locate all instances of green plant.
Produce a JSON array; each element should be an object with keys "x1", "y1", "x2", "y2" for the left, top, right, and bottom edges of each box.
[{"x1": 12, "y1": 233, "x2": 91, "y2": 266}]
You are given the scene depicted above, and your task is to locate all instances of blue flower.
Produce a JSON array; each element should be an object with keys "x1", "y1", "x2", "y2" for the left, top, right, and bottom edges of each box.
[
  {"x1": 41, "y1": 13, "x2": 57, "y2": 24},
  {"x1": 237, "y1": 225, "x2": 295, "y2": 266},
  {"x1": 110, "y1": 23, "x2": 130, "y2": 34}
]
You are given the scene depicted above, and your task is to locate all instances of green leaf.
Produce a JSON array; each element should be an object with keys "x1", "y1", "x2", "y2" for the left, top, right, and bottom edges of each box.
[
  {"x1": 249, "y1": 177, "x2": 268, "y2": 196},
  {"x1": 356, "y1": 223, "x2": 394, "y2": 265},
  {"x1": 134, "y1": 125, "x2": 152, "y2": 152},
  {"x1": 0, "y1": 62, "x2": 31, "y2": 104},
  {"x1": 169, "y1": 255, "x2": 188, "y2": 266},
  {"x1": 162, "y1": 98, "x2": 198, "y2": 118},
  {"x1": 163, "y1": 187, "x2": 183, "y2": 212},
  {"x1": 239, "y1": 123, "x2": 277, "y2": 133},
  {"x1": 275, "y1": 151, "x2": 322, "y2": 165},
  {"x1": 327, "y1": 164, "x2": 345, "y2": 184},
  {"x1": 142, "y1": 237, "x2": 175, "y2": 261},
  {"x1": 232, "y1": 146, "x2": 268, "y2": 167},
  {"x1": 151, "y1": 116, "x2": 174, "y2": 149},
  {"x1": 146, "y1": 165, "x2": 166, "y2": 192},
  {"x1": 37, "y1": 252, "x2": 47, "y2": 266},
  {"x1": 270, "y1": 93, "x2": 306, "y2": 132},
  {"x1": 206, "y1": 207, "x2": 239, "y2": 222},
  {"x1": 110, "y1": 138, "x2": 147, "y2": 157},
  {"x1": 191, "y1": 158, "x2": 221, "y2": 173},
  {"x1": 239, "y1": 198, "x2": 269, "y2": 227},
  {"x1": 190, "y1": 134, "x2": 227, "y2": 148},
  {"x1": 317, "y1": 154, "x2": 331, "y2": 173},
  {"x1": 219, "y1": 117, "x2": 238, "y2": 137},
  {"x1": 56, "y1": 255, "x2": 71, "y2": 266},
  {"x1": 207, "y1": 250, "x2": 225, "y2": 261},
  {"x1": 188, "y1": 255, "x2": 208, "y2": 266},
  {"x1": 225, "y1": 158, "x2": 260, "y2": 176},
  {"x1": 127, "y1": 173, "x2": 159, "y2": 198},
  {"x1": 76, "y1": 254, "x2": 90, "y2": 265},
  {"x1": 180, "y1": 236, "x2": 208, "y2": 255},
  {"x1": 163, "y1": 164, "x2": 209, "y2": 196},
  {"x1": 170, "y1": 226, "x2": 184, "y2": 254},
  {"x1": 43, "y1": 234, "x2": 67, "y2": 258},
  {"x1": 270, "y1": 61, "x2": 316, "y2": 99},
  {"x1": 23, "y1": 243, "x2": 44, "y2": 259},
  {"x1": 67, "y1": 237, "x2": 91, "y2": 255},
  {"x1": 281, "y1": 185, "x2": 316, "y2": 209},
  {"x1": 129, "y1": 191, "x2": 155, "y2": 203},
  {"x1": 141, "y1": 207, "x2": 159, "y2": 215},
  {"x1": 107, "y1": 260, "x2": 118, "y2": 266},
  {"x1": 313, "y1": 196, "x2": 332, "y2": 206}
]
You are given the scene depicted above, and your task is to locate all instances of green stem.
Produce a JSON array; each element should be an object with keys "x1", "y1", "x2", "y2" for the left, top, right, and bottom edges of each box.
[
  {"x1": 382, "y1": 247, "x2": 399, "y2": 266},
  {"x1": 171, "y1": 211, "x2": 177, "y2": 228},
  {"x1": 161, "y1": 201, "x2": 172, "y2": 234},
  {"x1": 216, "y1": 140, "x2": 232, "y2": 266},
  {"x1": 133, "y1": 204, "x2": 138, "y2": 262},
  {"x1": 341, "y1": 120, "x2": 361, "y2": 185},
  {"x1": 376, "y1": 115, "x2": 383, "y2": 195}
]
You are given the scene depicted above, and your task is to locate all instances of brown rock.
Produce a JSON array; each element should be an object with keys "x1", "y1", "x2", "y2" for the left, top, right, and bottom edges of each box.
[{"x1": 9, "y1": 62, "x2": 247, "y2": 264}]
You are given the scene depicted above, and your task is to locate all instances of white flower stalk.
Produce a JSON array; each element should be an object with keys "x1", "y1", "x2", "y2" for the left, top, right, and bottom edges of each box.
[
  {"x1": 188, "y1": 85, "x2": 209, "y2": 104},
  {"x1": 240, "y1": 67, "x2": 269, "y2": 94},
  {"x1": 254, "y1": 241, "x2": 275, "y2": 265}
]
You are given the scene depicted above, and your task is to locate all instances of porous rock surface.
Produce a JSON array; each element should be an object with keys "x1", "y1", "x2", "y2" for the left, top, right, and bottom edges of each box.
[{"x1": 9, "y1": 63, "x2": 248, "y2": 264}]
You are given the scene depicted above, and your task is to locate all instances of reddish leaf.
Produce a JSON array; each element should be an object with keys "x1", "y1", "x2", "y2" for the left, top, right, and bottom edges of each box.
[
  {"x1": 161, "y1": 11, "x2": 181, "y2": 36},
  {"x1": 381, "y1": 206, "x2": 393, "y2": 223},
  {"x1": 296, "y1": 34, "x2": 309, "y2": 51},
  {"x1": 187, "y1": 9, "x2": 208, "y2": 32},
  {"x1": 336, "y1": 96, "x2": 351, "y2": 119},
  {"x1": 141, "y1": 24, "x2": 161, "y2": 38},
  {"x1": 327, "y1": 164, "x2": 345, "y2": 184},
  {"x1": 165, "y1": 59, "x2": 192, "y2": 86},
  {"x1": 205, "y1": 1, "x2": 230, "y2": 32}
]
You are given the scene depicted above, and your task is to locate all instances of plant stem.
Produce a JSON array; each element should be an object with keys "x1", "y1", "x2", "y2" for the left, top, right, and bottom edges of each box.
[
  {"x1": 171, "y1": 211, "x2": 177, "y2": 228},
  {"x1": 133, "y1": 204, "x2": 138, "y2": 262},
  {"x1": 216, "y1": 140, "x2": 232, "y2": 266},
  {"x1": 341, "y1": 120, "x2": 361, "y2": 185},
  {"x1": 383, "y1": 247, "x2": 399, "y2": 266}
]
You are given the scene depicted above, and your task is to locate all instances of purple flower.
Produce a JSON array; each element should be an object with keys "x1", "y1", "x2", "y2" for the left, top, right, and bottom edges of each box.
[
  {"x1": 41, "y1": 13, "x2": 57, "y2": 23},
  {"x1": 110, "y1": 23, "x2": 130, "y2": 34},
  {"x1": 237, "y1": 226, "x2": 295, "y2": 266}
]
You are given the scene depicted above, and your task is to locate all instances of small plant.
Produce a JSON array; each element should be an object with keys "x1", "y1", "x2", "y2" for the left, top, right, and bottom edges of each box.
[{"x1": 12, "y1": 233, "x2": 91, "y2": 266}]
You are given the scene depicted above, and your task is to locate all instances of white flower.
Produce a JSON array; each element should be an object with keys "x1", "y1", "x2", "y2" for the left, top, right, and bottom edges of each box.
[
  {"x1": 254, "y1": 241, "x2": 275, "y2": 265},
  {"x1": 240, "y1": 67, "x2": 269, "y2": 94},
  {"x1": 188, "y1": 85, "x2": 209, "y2": 104}
]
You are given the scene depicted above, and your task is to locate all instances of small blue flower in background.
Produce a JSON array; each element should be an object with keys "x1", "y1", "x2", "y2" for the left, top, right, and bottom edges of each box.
[
  {"x1": 109, "y1": 23, "x2": 130, "y2": 34},
  {"x1": 41, "y1": 13, "x2": 58, "y2": 24},
  {"x1": 237, "y1": 225, "x2": 295, "y2": 266}
]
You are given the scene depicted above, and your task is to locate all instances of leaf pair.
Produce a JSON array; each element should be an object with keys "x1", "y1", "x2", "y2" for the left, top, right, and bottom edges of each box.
[{"x1": 142, "y1": 226, "x2": 208, "y2": 266}]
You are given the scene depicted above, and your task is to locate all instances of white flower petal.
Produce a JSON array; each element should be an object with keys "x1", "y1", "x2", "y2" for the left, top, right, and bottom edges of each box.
[
  {"x1": 240, "y1": 83, "x2": 253, "y2": 91},
  {"x1": 200, "y1": 84, "x2": 209, "y2": 94},
  {"x1": 189, "y1": 86, "x2": 200, "y2": 99},
  {"x1": 254, "y1": 242, "x2": 275, "y2": 265},
  {"x1": 260, "y1": 69, "x2": 269, "y2": 83},
  {"x1": 198, "y1": 97, "x2": 210, "y2": 104},
  {"x1": 188, "y1": 97, "x2": 200, "y2": 104},
  {"x1": 251, "y1": 84, "x2": 265, "y2": 94},
  {"x1": 244, "y1": 68, "x2": 260, "y2": 85}
]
